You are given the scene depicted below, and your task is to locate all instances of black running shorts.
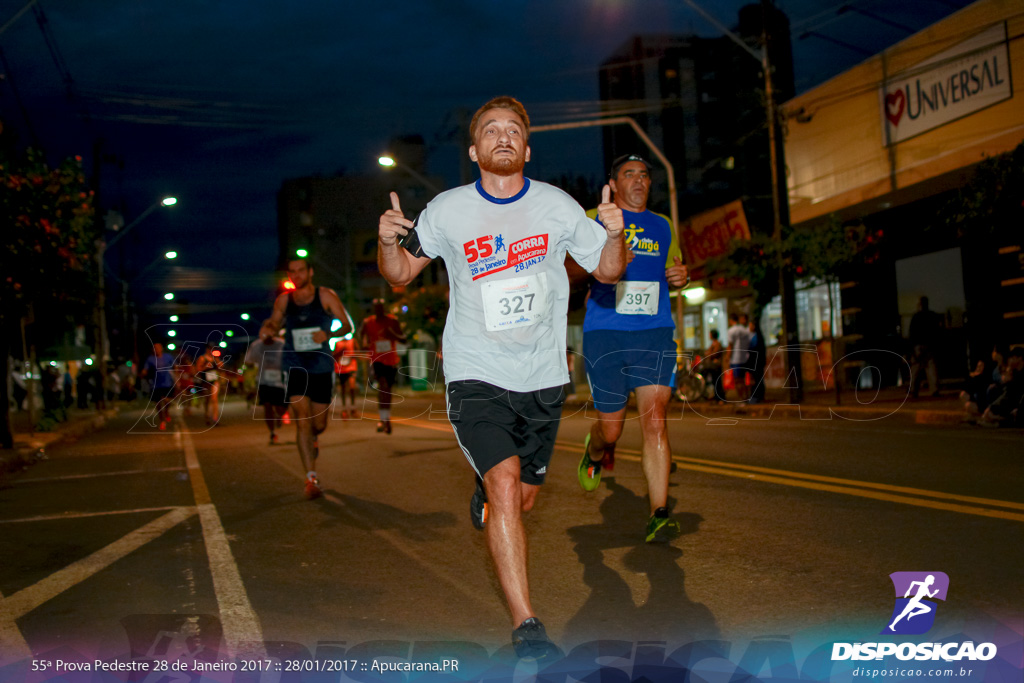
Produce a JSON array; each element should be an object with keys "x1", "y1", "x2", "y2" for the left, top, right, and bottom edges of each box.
[
  {"x1": 286, "y1": 370, "x2": 334, "y2": 405},
  {"x1": 257, "y1": 384, "x2": 287, "y2": 407},
  {"x1": 446, "y1": 380, "x2": 565, "y2": 485},
  {"x1": 373, "y1": 362, "x2": 398, "y2": 387}
]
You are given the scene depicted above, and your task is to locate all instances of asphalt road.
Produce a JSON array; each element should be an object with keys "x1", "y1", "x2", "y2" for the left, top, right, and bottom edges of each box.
[{"x1": 1, "y1": 394, "x2": 1020, "y2": 679}]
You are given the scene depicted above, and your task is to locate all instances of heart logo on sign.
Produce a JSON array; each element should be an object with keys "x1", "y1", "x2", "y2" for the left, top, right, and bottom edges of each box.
[{"x1": 885, "y1": 89, "x2": 906, "y2": 127}]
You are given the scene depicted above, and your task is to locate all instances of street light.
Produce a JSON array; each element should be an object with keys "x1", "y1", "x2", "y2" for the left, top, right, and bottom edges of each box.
[
  {"x1": 165, "y1": 251, "x2": 178, "y2": 260},
  {"x1": 378, "y1": 154, "x2": 443, "y2": 194},
  {"x1": 164, "y1": 292, "x2": 175, "y2": 301},
  {"x1": 104, "y1": 196, "x2": 178, "y2": 251},
  {"x1": 96, "y1": 194, "x2": 178, "y2": 408}
]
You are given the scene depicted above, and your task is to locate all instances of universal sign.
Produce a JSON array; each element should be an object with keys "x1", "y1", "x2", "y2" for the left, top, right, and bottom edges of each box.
[{"x1": 880, "y1": 23, "x2": 1011, "y2": 145}]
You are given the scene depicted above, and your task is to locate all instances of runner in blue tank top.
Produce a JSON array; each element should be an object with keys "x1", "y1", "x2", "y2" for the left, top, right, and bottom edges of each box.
[
  {"x1": 260, "y1": 257, "x2": 352, "y2": 500},
  {"x1": 577, "y1": 154, "x2": 691, "y2": 543}
]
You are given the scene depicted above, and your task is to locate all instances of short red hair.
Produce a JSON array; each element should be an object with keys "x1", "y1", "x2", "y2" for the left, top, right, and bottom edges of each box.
[{"x1": 470, "y1": 96, "x2": 530, "y2": 143}]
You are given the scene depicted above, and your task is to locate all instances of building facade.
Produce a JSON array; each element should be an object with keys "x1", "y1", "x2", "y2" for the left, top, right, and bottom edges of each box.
[{"x1": 784, "y1": 0, "x2": 1024, "y2": 383}]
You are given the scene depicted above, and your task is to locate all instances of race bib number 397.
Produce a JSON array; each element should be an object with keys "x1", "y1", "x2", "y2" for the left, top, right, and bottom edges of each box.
[
  {"x1": 481, "y1": 273, "x2": 549, "y2": 332},
  {"x1": 615, "y1": 280, "x2": 659, "y2": 315}
]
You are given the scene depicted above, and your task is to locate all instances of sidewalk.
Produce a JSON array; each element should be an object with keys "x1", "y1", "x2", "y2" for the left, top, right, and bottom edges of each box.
[
  {"x1": 0, "y1": 405, "x2": 119, "y2": 484},
  {"x1": 672, "y1": 385, "x2": 967, "y2": 425}
]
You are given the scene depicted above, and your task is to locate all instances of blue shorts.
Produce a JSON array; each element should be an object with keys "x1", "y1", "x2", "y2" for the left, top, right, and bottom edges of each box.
[
  {"x1": 583, "y1": 327, "x2": 677, "y2": 413},
  {"x1": 730, "y1": 363, "x2": 748, "y2": 387}
]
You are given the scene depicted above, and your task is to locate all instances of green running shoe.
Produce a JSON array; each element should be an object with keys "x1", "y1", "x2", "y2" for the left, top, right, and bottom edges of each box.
[
  {"x1": 645, "y1": 507, "x2": 681, "y2": 543},
  {"x1": 578, "y1": 432, "x2": 602, "y2": 492},
  {"x1": 512, "y1": 617, "x2": 560, "y2": 660}
]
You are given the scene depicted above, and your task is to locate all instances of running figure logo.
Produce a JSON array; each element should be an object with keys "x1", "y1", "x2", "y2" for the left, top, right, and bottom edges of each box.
[{"x1": 882, "y1": 571, "x2": 949, "y2": 635}]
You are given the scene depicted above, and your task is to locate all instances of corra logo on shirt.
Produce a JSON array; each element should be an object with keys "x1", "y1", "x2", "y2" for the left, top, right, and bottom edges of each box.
[{"x1": 467, "y1": 233, "x2": 548, "y2": 281}]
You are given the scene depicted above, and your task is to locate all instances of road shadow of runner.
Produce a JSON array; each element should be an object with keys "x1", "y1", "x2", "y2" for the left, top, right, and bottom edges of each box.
[
  {"x1": 317, "y1": 491, "x2": 457, "y2": 541},
  {"x1": 562, "y1": 476, "x2": 719, "y2": 647}
]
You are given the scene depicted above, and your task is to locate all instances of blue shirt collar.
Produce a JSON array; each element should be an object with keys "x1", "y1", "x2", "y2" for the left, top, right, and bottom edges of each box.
[{"x1": 475, "y1": 178, "x2": 530, "y2": 204}]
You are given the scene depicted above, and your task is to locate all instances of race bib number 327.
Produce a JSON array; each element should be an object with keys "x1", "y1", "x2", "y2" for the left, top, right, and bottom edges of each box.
[{"x1": 481, "y1": 273, "x2": 549, "y2": 332}]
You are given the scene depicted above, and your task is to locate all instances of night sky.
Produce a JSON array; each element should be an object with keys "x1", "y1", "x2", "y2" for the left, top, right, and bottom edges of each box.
[{"x1": 1, "y1": 0, "x2": 975, "y2": 315}]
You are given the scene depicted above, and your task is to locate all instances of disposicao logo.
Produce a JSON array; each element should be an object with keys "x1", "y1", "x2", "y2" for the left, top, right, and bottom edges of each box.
[
  {"x1": 831, "y1": 571, "x2": 998, "y2": 662},
  {"x1": 883, "y1": 571, "x2": 948, "y2": 635}
]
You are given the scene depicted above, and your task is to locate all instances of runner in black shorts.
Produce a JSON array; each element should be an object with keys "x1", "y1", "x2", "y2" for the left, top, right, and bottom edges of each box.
[
  {"x1": 332, "y1": 335, "x2": 359, "y2": 419},
  {"x1": 358, "y1": 300, "x2": 406, "y2": 434},
  {"x1": 260, "y1": 257, "x2": 352, "y2": 500},
  {"x1": 447, "y1": 381, "x2": 564, "y2": 485},
  {"x1": 377, "y1": 96, "x2": 627, "y2": 659},
  {"x1": 245, "y1": 325, "x2": 288, "y2": 445}
]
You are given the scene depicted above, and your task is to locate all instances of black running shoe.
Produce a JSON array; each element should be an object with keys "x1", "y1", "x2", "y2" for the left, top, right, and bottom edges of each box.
[
  {"x1": 470, "y1": 476, "x2": 488, "y2": 530},
  {"x1": 512, "y1": 617, "x2": 559, "y2": 660}
]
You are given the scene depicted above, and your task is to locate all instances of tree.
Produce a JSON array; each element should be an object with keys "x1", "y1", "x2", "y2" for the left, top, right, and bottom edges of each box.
[
  {"x1": 943, "y1": 142, "x2": 1024, "y2": 239},
  {"x1": 393, "y1": 284, "x2": 449, "y2": 349},
  {"x1": 1, "y1": 148, "x2": 97, "y2": 448},
  {"x1": 709, "y1": 215, "x2": 881, "y2": 401}
]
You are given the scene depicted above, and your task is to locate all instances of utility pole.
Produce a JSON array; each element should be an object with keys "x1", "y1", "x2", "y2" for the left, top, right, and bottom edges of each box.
[
  {"x1": 683, "y1": 0, "x2": 803, "y2": 402},
  {"x1": 761, "y1": 0, "x2": 803, "y2": 403}
]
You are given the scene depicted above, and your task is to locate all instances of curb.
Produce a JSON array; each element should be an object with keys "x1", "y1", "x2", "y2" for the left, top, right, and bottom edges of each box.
[{"x1": 0, "y1": 408, "x2": 118, "y2": 484}]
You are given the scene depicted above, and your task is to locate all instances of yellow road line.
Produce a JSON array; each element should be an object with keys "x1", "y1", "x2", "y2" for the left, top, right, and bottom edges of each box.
[
  {"x1": 398, "y1": 418, "x2": 1024, "y2": 522},
  {"x1": 554, "y1": 441, "x2": 1024, "y2": 523}
]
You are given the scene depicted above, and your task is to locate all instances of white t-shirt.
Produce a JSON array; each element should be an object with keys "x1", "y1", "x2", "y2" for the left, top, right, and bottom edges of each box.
[
  {"x1": 415, "y1": 179, "x2": 607, "y2": 392},
  {"x1": 244, "y1": 337, "x2": 287, "y2": 389},
  {"x1": 727, "y1": 324, "x2": 751, "y2": 365}
]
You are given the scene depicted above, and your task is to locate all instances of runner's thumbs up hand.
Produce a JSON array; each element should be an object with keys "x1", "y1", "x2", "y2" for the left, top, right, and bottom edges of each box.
[
  {"x1": 379, "y1": 192, "x2": 414, "y2": 247},
  {"x1": 596, "y1": 184, "x2": 624, "y2": 238},
  {"x1": 666, "y1": 254, "x2": 690, "y2": 288}
]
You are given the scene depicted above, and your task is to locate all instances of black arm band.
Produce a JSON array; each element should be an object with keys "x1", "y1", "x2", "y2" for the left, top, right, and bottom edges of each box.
[{"x1": 397, "y1": 213, "x2": 426, "y2": 258}]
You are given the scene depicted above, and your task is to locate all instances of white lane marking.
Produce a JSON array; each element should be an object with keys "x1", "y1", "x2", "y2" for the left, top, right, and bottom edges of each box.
[
  {"x1": 14, "y1": 467, "x2": 185, "y2": 483},
  {"x1": 0, "y1": 506, "x2": 189, "y2": 524},
  {"x1": 179, "y1": 426, "x2": 266, "y2": 658},
  {"x1": 0, "y1": 508, "x2": 195, "y2": 625},
  {"x1": 0, "y1": 589, "x2": 32, "y2": 666}
]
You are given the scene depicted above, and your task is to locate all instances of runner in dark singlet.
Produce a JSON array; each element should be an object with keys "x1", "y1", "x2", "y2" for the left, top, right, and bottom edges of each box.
[{"x1": 260, "y1": 257, "x2": 353, "y2": 500}]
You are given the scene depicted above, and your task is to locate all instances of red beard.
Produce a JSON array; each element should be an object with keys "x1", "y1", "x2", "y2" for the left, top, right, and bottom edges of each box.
[{"x1": 477, "y1": 147, "x2": 526, "y2": 176}]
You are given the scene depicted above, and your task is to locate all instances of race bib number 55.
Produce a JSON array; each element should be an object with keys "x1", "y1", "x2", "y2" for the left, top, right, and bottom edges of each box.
[
  {"x1": 481, "y1": 273, "x2": 549, "y2": 332},
  {"x1": 292, "y1": 326, "x2": 322, "y2": 352}
]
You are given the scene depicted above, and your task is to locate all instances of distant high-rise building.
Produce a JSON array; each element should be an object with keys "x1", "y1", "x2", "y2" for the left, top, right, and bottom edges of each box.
[
  {"x1": 598, "y1": 3, "x2": 793, "y2": 226},
  {"x1": 277, "y1": 135, "x2": 445, "y2": 311}
]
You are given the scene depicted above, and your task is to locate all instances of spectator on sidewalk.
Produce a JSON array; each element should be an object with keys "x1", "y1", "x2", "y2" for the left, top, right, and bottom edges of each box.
[
  {"x1": 748, "y1": 317, "x2": 767, "y2": 404},
  {"x1": 961, "y1": 343, "x2": 1007, "y2": 417},
  {"x1": 977, "y1": 348, "x2": 1023, "y2": 427},
  {"x1": 41, "y1": 365, "x2": 66, "y2": 422},
  {"x1": 63, "y1": 368, "x2": 74, "y2": 408},
  {"x1": 11, "y1": 361, "x2": 28, "y2": 411},
  {"x1": 725, "y1": 313, "x2": 751, "y2": 402},
  {"x1": 909, "y1": 296, "x2": 943, "y2": 398},
  {"x1": 702, "y1": 329, "x2": 725, "y2": 404}
]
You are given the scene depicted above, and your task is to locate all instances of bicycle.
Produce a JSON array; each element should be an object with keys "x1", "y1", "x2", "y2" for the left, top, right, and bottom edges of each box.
[{"x1": 674, "y1": 352, "x2": 715, "y2": 402}]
